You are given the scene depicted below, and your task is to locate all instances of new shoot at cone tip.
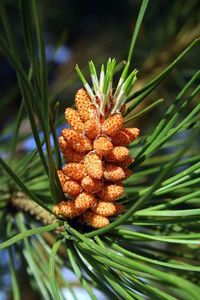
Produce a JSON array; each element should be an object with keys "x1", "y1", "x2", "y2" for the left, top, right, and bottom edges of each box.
[{"x1": 75, "y1": 59, "x2": 138, "y2": 116}]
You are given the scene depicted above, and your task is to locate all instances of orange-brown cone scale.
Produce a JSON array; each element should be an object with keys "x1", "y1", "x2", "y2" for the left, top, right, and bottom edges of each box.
[
  {"x1": 82, "y1": 212, "x2": 110, "y2": 228},
  {"x1": 62, "y1": 163, "x2": 86, "y2": 181},
  {"x1": 81, "y1": 176, "x2": 102, "y2": 193},
  {"x1": 97, "y1": 184, "x2": 124, "y2": 201},
  {"x1": 102, "y1": 114, "x2": 123, "y2": 137},
  {"x1": 53, "y1": 88, "x2": 140, "y2": 228},
  {"x1": 59, "y1": 136, "x2": 69, "y2": 153},
  {"x1": 65, "y1": 108, "x2": 84, "y2": 133},
  {"x1": 62, "y1": 128, "x2": 92, "y2": 152},
  {"x1": 75, "y1": 88, "x2": 97, "y2": 122},
  {"x1": 120, "y1": 156, "x2": 134, "y2": 169},
  {"x1": 74, "y1": 192, "x2": 96, "y2": 211},
  {"x1": 84, "y1": 119, "x2": 100, "y2": 139},
  {"x1": 57, "y1": 170, "x2": 69, "y2": 187},
  {"x1": 111, "y1": 128, "x2": 140, "y2": 146},
  {"x1": 105, "y1": 146, "x2": 129, "y2": 162},
  {"x1": 63, "y1": 180, "x2": 83, "y2": 198},
  {"x1": 58, "y1": 169, "x2": 83, "y2": 199},
  {"x1": 84, "y1": 152, "x2": 103, "y2": 180},
  {"x1": 91, "y1": 201, "x2": 116, "y2": 217},
  {"x1": 124, "y1": 128, "x2": 140, "y2": 143},
  {"x1": 53, "y1": 201, "x2": 82, "y2": 218},
  {"x1": 59, "y1": 136, "x2": 85, "y2": 163},
  {"x1": 104, "y1": 163, "x2": 125, "y2": 181},
  {"x1": 93, "y1": 136, "x2": 113, "y2": 156},
  {"x1": 111, "y1": 130, "x2": 129, "y2": 146},
  {"x1": 62, "y1": 146, "x2": 85, "y2": 163}
]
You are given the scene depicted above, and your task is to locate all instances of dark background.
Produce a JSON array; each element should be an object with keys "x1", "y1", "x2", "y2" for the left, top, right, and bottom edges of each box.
[{"x1": 0, "y1": 0, "x2": 200, "y2": 134}]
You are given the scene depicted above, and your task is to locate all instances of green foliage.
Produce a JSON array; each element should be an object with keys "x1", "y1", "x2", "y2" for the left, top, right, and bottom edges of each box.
[{"x1": 0, "y1": 0, "x2": 200, "y2": 299}]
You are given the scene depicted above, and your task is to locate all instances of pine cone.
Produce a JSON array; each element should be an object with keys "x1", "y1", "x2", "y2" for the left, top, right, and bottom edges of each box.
[{"x1": 53, "y1": 88, "x2": 139, "y2": 228}]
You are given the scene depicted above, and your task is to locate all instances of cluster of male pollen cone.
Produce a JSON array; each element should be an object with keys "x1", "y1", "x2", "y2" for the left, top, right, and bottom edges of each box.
[{"x1": 53, "y1": 58, "x2": 140, "y2": 228}]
